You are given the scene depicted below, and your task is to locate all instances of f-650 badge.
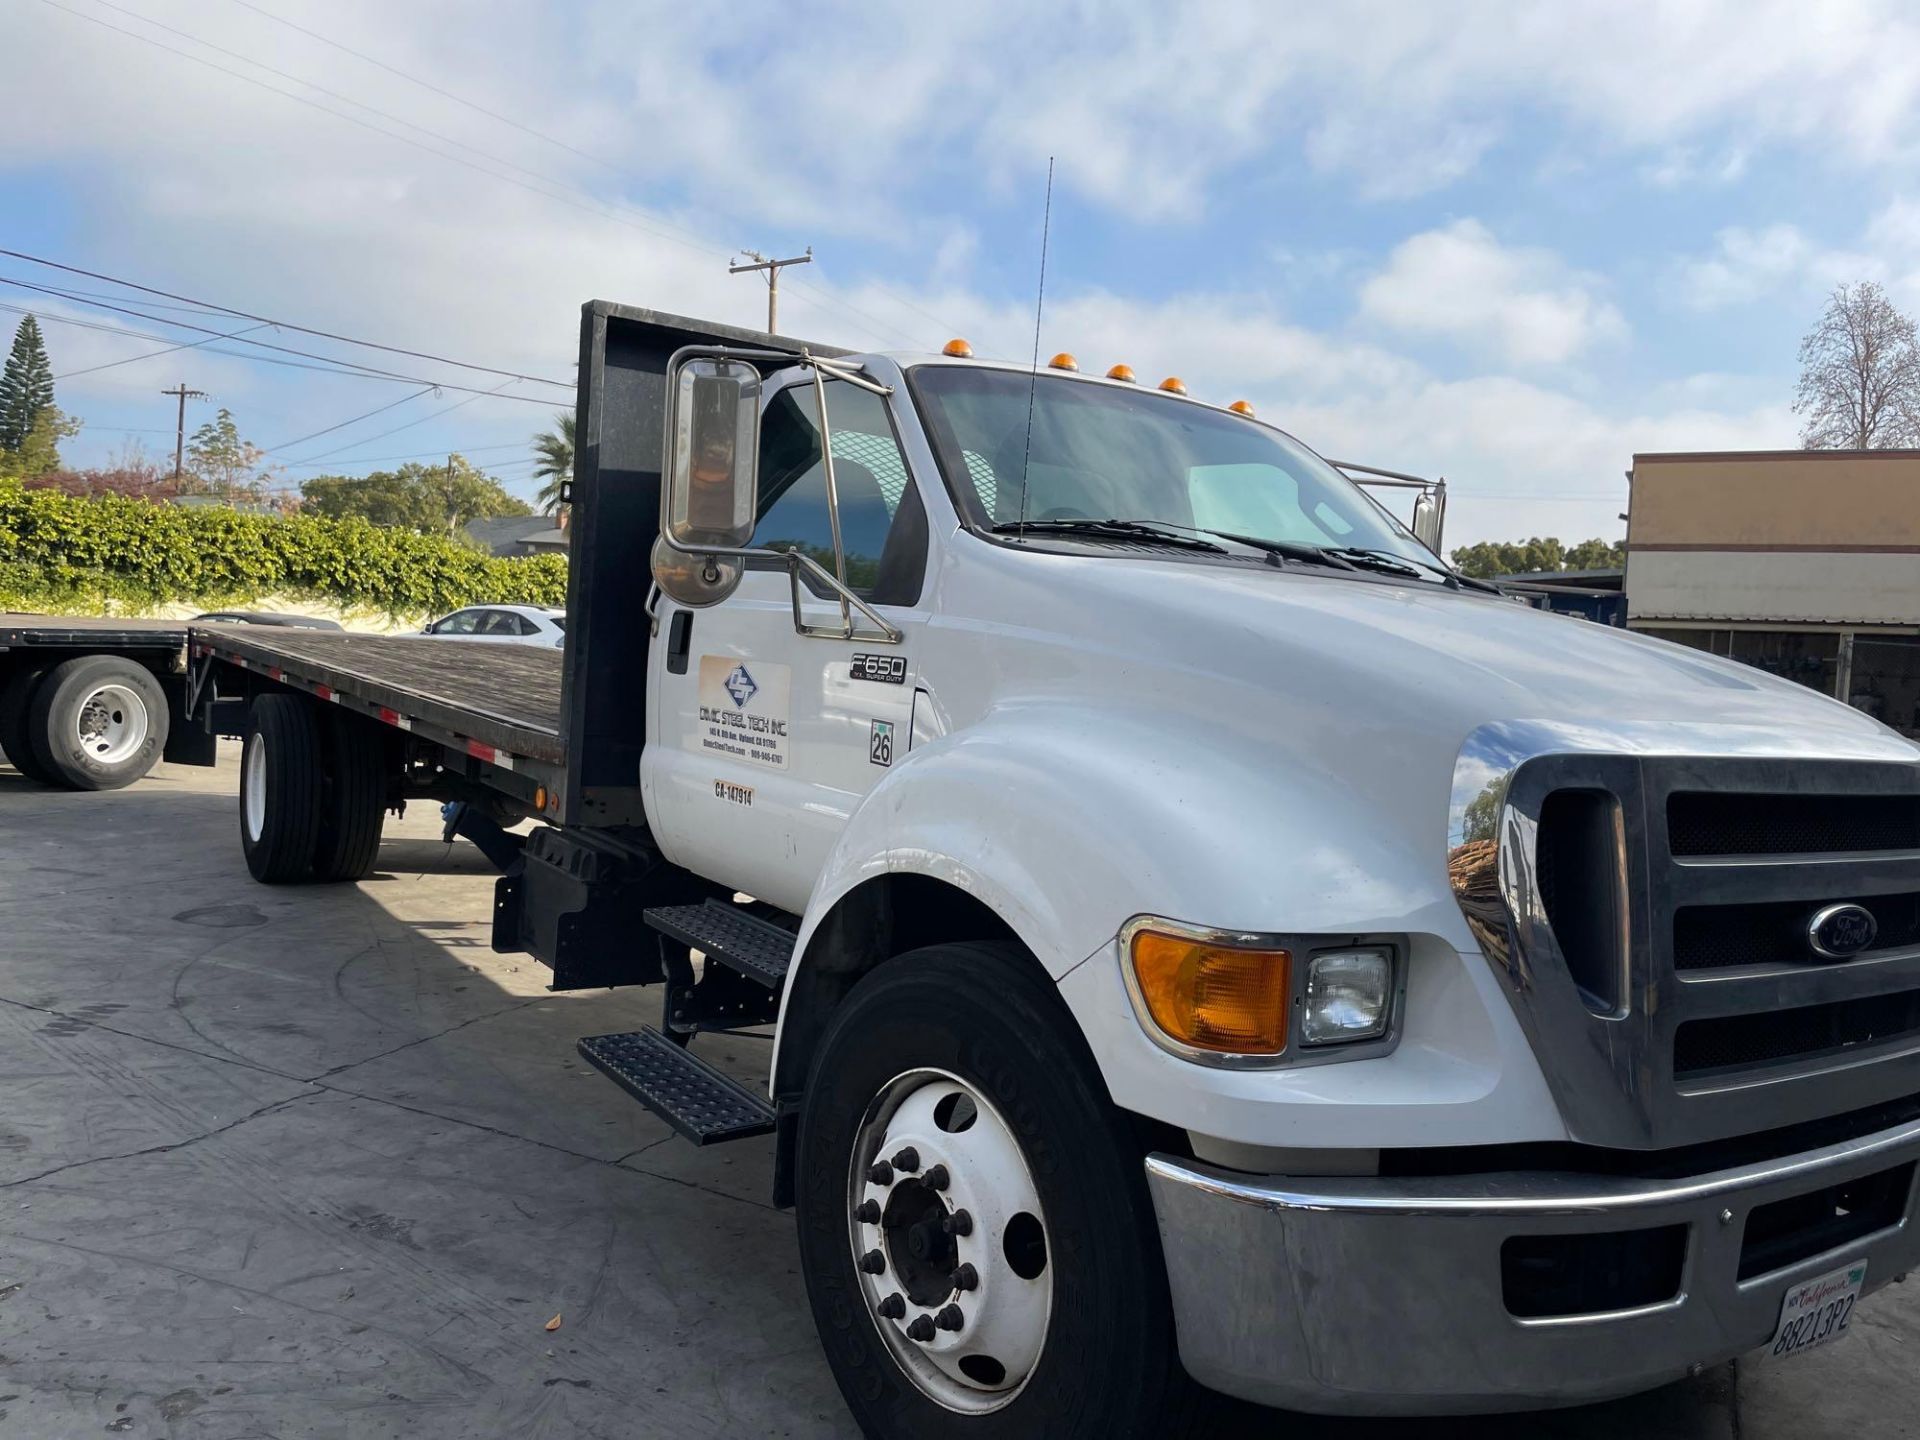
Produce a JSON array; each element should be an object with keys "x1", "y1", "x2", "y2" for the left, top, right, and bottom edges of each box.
[{"x1": 851, "y1": 654, "x2": 907, "y2": 685}]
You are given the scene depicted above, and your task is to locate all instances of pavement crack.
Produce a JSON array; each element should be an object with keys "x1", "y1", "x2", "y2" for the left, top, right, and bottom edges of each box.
[
  {"x1": 308, "y1": 998, "x2": 544, "y2": 1081},
  {"x1": 0, "y1": 1091, "x2": 319, "y2": 1191}
]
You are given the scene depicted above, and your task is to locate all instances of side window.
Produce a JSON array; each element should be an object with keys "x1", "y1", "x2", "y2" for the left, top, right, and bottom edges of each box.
[
  {"x1": 753, "y1": 379, "x2": 926, "y2": 604},
  {"x1": 438, "y1": 609, "x2": 480, "y2": 635}
]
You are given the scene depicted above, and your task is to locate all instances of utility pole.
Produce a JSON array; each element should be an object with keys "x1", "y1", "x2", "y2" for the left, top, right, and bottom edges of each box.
[
  {"x1": 161, "y1": 383, "x2": 208, "y2": 481},
  {"x1": 729, "y1": 247, "x2": 812, "y2": 333}
]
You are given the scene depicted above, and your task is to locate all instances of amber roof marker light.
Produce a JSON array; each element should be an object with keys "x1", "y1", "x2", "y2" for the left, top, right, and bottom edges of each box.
[
  {"x1": 1158, "y1": 376, "x2": 1188, "y2": 395},
  {"x1": 1106, "y1": 364, "x2": 1136, "y2": 383},
  {"x1": 942, "y1": 337, "x2": 974, "y2": 358},
  {"x1": 1229, "y1": 399, "x2": 1255, "y2": 416},
  {"x1": 1048, "y1": 352, "x2": 1079, "y2": 371}
]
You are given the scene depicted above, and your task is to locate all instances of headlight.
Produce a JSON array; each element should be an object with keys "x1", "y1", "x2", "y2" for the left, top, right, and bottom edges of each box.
[
  {"x1": 1128, "y1": 928, "x2": 1290, "y2": 1055},
  {"x1": 1301, "y1": 948, "x2": 1393, "y2": 1045}
]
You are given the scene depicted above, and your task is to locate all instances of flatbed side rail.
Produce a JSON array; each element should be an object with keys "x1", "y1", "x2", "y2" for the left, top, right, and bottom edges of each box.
[{"x1": 190, "y1": 631, "x2": 565, "y2": 816}]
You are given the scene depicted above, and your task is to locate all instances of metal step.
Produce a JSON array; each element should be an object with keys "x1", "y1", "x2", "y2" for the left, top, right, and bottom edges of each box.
[
  {"x1": 644, "y1": 900, "x2": 797, "y2": 989},
  {"x1": 578, "y1": 1029, "x2": 776, "y2": 1146}
]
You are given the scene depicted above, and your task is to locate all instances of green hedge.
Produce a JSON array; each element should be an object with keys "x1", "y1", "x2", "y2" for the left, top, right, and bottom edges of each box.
[{"x1": 0, "y1": 486, "x2": 568, "y2": 616}]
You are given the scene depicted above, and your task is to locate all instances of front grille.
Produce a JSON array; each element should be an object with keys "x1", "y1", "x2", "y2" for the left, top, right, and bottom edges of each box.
[
  {"x1": 1674, "y1": 989, "x2": 1920, "y2": 1077},
  {"x1": 1674, "y1": 891, "x2": 1920, "y2": 971},
  {"x1": 1667, "y1": 791, "x2": 1920, "y2": 857}
]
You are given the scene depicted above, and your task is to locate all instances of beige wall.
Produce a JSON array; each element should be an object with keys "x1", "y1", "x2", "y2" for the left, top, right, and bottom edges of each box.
[
  {"x1": 1629, "y1": 450, "x2": 1920, "y2": 549},
  {"x1": 1627, "y1": 450, "x2": 1920, "y2": 625}
]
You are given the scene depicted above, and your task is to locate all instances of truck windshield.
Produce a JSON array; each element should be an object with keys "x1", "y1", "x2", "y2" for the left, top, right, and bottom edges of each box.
[{"x1": 910, "y1": 365, "x2": 1434, "y2": 568}]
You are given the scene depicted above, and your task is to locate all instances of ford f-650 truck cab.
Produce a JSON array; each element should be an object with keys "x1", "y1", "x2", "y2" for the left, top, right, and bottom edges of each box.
[{"x1": 194, "y1": 305, "x2": 1920, "y2": 1437}]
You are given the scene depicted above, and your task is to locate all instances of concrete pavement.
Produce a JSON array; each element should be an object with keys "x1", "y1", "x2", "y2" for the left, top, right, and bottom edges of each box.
[{"x1": 1, "y1": 749, "x2": 1916, "y2": 1438}]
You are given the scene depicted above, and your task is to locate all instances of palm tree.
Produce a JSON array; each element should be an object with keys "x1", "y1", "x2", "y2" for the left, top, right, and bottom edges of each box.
[{"x1": 531, "y1": 412, "x2": 574, "y2": 517}]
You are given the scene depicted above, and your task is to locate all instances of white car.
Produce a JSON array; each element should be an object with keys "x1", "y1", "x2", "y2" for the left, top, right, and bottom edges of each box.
[{"x1": 421, "y1": 604, "x2": 565, "y2": 648}]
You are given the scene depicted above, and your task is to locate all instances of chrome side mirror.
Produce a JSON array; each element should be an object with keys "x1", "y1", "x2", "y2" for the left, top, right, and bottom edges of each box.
[
  {"x1": 656, "y1": 356, "x2": 761, "y2": 607},
  {"x1": 1411, "y1": 479, "x2": 1446, "y2": 555}
]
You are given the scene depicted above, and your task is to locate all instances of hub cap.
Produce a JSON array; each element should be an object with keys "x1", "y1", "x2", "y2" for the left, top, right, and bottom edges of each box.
[
  {"x1": 74, "y1": 683, "x2": 148, "y2": 766},
  {"x1": 848, "y1": 1069, "x2": 1052, "y2": 1413},
  {"x1": 243, "y1": 733, "x2": 266, "y2": 842}
]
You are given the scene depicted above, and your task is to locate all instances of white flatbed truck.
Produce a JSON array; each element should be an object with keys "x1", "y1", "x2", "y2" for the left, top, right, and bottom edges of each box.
[{"x1": 188, "y1": 302, "x2": 1920, "y2": 1435}]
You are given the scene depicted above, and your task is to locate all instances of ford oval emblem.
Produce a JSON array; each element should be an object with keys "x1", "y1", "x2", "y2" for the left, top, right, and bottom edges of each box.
[{"x1": 1807, "y1": 903, "x2": 1878, "y2": 960}]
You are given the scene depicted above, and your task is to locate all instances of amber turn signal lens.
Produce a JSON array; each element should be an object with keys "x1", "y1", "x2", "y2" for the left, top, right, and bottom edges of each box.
[
  {"x1": 1130, "y1": 930, "x2": 1290, "y2": 1054},
  {"x1": 942, "y1": 337, "x2": 974, "y2": 358}
]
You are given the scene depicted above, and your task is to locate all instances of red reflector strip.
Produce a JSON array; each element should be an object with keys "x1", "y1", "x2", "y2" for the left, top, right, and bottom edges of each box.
[
  {"x1": 268, "y1": 666, "x2": 283, "y2": 681},
  {"x1": 376, "y1": 707, "x2": 412, "y2": 731},
  {"x1": 314, "y1": 684, "x2": 334, "y2": 702},
  {"x1": 462, "y1": 738, "x2": 516, "y2": 772}
]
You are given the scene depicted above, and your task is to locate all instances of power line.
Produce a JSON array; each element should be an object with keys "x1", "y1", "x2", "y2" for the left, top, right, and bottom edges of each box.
[
  {"x1": 262, "y1": 386, "x2": 439, "y2": 454},
  {"x1": 285, "y1": 386, "x2": 515, "y2": 465},
  {"x1": 34, "y1": 0, "x2": 939, "y2": 352},
  {"x1": 0, "y1": 275, "x2": 554, "y2": 404},
  {"x1": 279, "y1": 440, "x2": 530, "y2": 467},
  {"x1": 0, "y1": 246, "x2": 569, "y2": 390},
  {"x1": 54, "y1": 319, "x2": 272, "y2": 379}
]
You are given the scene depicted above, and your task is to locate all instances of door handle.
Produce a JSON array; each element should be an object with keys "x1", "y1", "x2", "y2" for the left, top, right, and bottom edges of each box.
[{"x1": 666, "y1": 609, "x2": 693, "y2": 675}]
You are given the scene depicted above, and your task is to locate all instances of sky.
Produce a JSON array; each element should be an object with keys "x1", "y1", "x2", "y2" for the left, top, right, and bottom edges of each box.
[{"x1": 6, "y1": 1, "x2": 1920, "y2": 548}]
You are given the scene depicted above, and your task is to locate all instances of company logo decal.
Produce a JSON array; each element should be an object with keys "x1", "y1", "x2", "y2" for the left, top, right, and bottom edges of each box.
[{"x1": 724, "y1": 664, "x2": 758, "y2": 708}]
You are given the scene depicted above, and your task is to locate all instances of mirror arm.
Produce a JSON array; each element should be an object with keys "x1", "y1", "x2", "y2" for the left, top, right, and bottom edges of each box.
[
  {"x1": 805, "y1": 353, "x2": 854, "y2": 633},
  {"x1": 784, "y1": 551, "x2": 904, "y2": 643}
]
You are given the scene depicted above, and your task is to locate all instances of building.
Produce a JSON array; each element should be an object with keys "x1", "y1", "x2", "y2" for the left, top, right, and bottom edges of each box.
[
  {"x1": 464, "y1": 514, "x2": 569, "y2": 558},
  {"x1": 1624, "y1": 449, "x2": 1920, "y2": 738}
]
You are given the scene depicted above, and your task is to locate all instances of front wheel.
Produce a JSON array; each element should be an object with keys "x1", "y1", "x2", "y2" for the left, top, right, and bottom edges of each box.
[{"x1": 795, "y1": 943, "x2": 1207, "y2": 1439}]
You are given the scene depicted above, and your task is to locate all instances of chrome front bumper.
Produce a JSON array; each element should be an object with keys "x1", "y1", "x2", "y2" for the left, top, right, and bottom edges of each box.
[{"x1": 1146, "y1": 1113, "x2": 1920, "y2": 1416}]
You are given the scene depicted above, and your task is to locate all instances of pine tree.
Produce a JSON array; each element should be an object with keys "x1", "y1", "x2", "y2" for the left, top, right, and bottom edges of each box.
[{"x1": 0, "y1": 315, "x2": 56, "y2": 454}]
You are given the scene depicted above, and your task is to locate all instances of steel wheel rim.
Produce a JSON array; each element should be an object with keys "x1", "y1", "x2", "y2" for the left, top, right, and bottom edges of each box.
[
  {"x1": 74, "y1": 683, "x2": 148, "y2": 766},
  {"x1": 847, "y1": 1067, "x2": 1053, "y2": 1414},
  {"x1": 243, "y1": 733, "x2": 266, "y2": 842}
]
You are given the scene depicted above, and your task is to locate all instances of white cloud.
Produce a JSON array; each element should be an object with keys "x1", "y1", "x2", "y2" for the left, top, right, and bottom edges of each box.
[
  {"x1": 1358, "y1": 221, "x2": 1627, "y2": 365},
  {"x1": 1673, "y1": 202, "x2": 1920, "y2": 311}
]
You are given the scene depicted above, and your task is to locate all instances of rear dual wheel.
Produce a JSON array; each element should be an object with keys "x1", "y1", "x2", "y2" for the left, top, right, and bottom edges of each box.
[
  {"x1": 240, "y1": 694, "x2": 387, "y2": 883},
  {"x1": 3, "y1": 656, "x2": 167, "y2": 790},
  {"x1": 796, "y1": 943, "x2": 1209, "y2": 1439}
]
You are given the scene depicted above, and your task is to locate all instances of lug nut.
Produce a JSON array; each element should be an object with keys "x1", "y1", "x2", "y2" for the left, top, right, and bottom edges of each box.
[
  {"x1": 949, "y1": 1263, "x2": 978, "y2": 1292},
  {"x1": 868, "y1": 1160, "x2": 894, "y2": 1186},
  {"x1": 856, "y1": 1199, "x2": 882, "y2": 1224},
  {"x1": 858, "y1": 1249, "x2": 887, "y2": 1275},
  {"x1": 923, "y1": 1163, "x2": 950, "y2": 1191},
  {"x1": 890, "y1": 1146, "x2": 920, "y2": 1172},
  {"x1": 877, "y1": 1292, "x2": 906, "y2": 1320},
  {"x1": 935, "y1": 1304, "x2": 965, "y2": 1332},
  {"x1": 906, "y1": 1314, "x2": 936, "y2": 1342},
  {"x1": 943, "y1": 1208, "x2": 973, "y2": 1237}
]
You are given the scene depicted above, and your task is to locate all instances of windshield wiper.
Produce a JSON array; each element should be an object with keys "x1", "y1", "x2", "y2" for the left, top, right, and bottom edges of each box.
[{"x1": 989, "y1": 518, "x2": 1228, "y2": 554}]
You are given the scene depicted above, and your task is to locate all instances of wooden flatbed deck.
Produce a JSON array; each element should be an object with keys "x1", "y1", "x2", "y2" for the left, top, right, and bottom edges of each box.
[{"x1": 191, "y1": 627, "x2": 565, "y2": 766}]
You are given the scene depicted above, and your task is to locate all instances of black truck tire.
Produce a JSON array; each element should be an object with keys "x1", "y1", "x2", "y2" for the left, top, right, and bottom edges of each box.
[
  {"x1": 795, "y1": 942, "x2": 1211, "y2": 1440},
  {"x1": 312, "y1": 710, "x2": 387, "y2": 882},
  {"x1": 25, "y1": 654, "x2": 169, "y2": 790},
  {"x1": 0, "y1": 663, "x2": 58, "y2": 784},
  {"x1": 239, "y1": 694, "x2": 324, "y2": 883}
]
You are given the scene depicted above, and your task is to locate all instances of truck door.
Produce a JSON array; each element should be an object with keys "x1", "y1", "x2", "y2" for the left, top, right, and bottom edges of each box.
[{"x1": 642, "y1": 372, "x2": 927, "y2": 914}]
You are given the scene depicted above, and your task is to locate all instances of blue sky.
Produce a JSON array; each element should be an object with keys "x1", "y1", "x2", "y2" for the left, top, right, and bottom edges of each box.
[{"x1": 6, "y1": 0, "x2": 1920, "y2": 546}]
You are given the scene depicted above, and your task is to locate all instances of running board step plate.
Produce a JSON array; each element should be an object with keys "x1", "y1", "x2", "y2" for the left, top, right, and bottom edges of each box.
[
  {"x1": 578, "y1": 1028, "x2": 775, "y2": 1146},
  {"x1": 644, "y1": 900, "x2": 797, "y2": 989}
]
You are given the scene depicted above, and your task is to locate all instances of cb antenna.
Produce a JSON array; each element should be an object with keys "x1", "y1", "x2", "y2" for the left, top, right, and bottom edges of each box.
[{"x1": 1015, "y1": 157, "x2": 1055, "y2": 541}]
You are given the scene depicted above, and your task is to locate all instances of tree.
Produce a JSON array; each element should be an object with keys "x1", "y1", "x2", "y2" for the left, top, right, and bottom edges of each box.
[
  {"x1": 185, "y1": 408, "x2": 272, "y2": 498},
  {"x1": 1449, "y1": 536, "x2": 1623, "y2": 579},
  {"x1": 301, "y1": 455, "x2": 532, "y2": 535},
  {"x1": 0, "y1": 315, "x2": 55, "y2": 454},
  {"x1": 0, "y1": 406, "x2": 82, "y2": 481},
  {"x1": 1794, "y1": 281, "x2": 1920, "y2": 449},
  {"x1": 531, "y1": 412, "x2": 574, "y2": 516}
]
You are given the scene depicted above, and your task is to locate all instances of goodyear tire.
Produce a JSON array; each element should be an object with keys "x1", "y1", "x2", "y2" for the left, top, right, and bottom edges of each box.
[
  {"x1": 26, "y1": 654, "x2": 169, "y2": 791},
  {"x1": 239, "y1": 694, "x2": 324, "y2": 883},
  {"x1": 795, "y1": 942, "x2": 1209, "y2": 1440},
  {"x1": 312, "y1": 710, "x2": 388, "y2": 882},
  {"x1": 0, "y1": 663, "x2": 57, "y2": 785}
]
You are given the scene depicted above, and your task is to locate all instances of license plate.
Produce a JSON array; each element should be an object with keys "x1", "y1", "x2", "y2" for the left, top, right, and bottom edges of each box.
[{"x1": 1767, "y1": 1260, "x2": 1867, "y2": 1361}]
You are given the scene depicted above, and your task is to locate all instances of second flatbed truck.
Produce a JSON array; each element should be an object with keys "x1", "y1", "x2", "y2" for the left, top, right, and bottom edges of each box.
[{"x1": 188, "y1": 302, "x2": 1920, "y2": 1435}]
